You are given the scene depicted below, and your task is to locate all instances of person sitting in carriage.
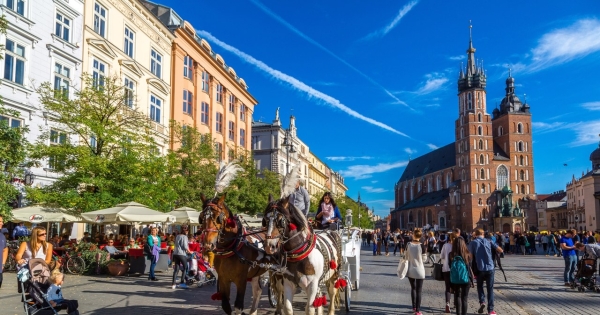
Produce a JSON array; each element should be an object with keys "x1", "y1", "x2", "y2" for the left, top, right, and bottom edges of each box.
[{"x1": 315, "y1": 192, "x2": 343, "y2": 230}]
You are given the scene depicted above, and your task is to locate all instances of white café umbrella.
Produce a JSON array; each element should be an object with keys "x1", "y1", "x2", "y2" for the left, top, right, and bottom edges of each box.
[
  {"x1": 80, "y1": 201, "x2": 174, "y2": 224},
  {"x1": 11, "y1": 205, "x2": 80, "y2": 223},
  {"x1": 166, "y1": 206, "x2": 200, "y2": 225}
]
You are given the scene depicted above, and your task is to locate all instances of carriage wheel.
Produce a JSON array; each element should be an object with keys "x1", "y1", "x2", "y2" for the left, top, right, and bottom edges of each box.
[
  {"x1": 268, "y1": 281, "x2": 278, "y2": 308},
  {"x1": 344, "y1": 283, "x2": 351, "y2": 312}
]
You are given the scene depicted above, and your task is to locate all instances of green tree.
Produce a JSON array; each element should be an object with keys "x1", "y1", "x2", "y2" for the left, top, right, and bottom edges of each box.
[{"x1": 27, "y1": 74, "x2": 178, "y2": 213}]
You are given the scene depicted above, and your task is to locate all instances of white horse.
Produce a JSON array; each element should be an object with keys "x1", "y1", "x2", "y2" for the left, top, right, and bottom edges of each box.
[{"x1": 262, "y1": 195, "x2": 344, "y2": 315}]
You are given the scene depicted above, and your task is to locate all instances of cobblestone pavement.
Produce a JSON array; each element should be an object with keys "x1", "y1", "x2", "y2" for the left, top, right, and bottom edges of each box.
[{"x1": 0, "y1": 246, "x2": 597, "y2": 315}]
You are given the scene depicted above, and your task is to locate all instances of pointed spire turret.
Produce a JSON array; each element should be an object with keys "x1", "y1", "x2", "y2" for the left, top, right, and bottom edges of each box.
[
  {"x1": 466, "y1": 22, "x2": 476, "y2": 76},
  {"x1": 458, "y1": 21, "x2": 486, "y2": 93}
]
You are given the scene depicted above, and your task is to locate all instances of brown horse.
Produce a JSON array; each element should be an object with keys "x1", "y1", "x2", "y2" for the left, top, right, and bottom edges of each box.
[
  {"x1": 262, "y1": 195, "x2": 343, "y2": 315},
  {"x1": 200, "y1": 194, "x2": 274, "y2": 315}
]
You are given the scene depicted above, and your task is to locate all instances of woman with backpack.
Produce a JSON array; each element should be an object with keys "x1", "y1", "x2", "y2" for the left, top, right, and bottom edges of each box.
[
  {"x1": 440, "y1": 232, "x2": 457, "y2": 313},
  {"x1": 449, "y1": 237, "x2": 475, "y2": 315},
  {"x1": 425, "y1": 231, "x2": 438, "y2": 264},
  {"x1": 406, "y1": 228, "x2": 426, "y2": 315}
]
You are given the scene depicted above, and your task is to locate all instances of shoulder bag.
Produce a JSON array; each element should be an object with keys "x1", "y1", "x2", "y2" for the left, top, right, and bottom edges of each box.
[
  {"x1": 397, "y1": 249, "x2": 409, "y2": 279},
  {"x1": 432, "y1": 259, "x2": 444, "y2": 281}
]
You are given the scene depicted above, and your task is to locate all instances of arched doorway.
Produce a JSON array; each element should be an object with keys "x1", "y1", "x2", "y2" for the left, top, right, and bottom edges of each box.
[
  {"x1": 514, "y1": 223, "x2": 521, "y2": 233},
  {"x1": 502, "y1": 223, "x2": 511, "y2": 233}
]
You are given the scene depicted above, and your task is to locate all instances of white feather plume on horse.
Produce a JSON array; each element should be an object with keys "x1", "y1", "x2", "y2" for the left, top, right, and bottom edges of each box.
[
  {"x1": 214, "y1": 161, "x2": 243, "y2": 196},
  {"x1": 280, "y1": 166, "x2": 299, "y2": 199}
]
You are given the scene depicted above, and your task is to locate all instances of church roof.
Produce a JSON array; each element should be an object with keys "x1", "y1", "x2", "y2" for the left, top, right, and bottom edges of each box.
[
  {"x1": 399, "y1": 143, "x2": 455, "y2": 183},
  {"x1": 492, "y1": 142, "x2": 510, "y2": 161},
  {"x1": 395, "y1": 189, "x2": 450, "y2": 211}
]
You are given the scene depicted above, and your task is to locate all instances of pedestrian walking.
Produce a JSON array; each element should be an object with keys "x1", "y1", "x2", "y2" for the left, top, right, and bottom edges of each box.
[
  {"x1": 450, "y1": 236, "x2": 475, "y2": 315},
  {"x1": 546, "y1": 232, "x2": 557, "y2": 256},
  {"x1": 361, "y1": 231, "x2": 367, "y2": 246},
  {"x1": 440, "y1": 231, "x2": 457, "y2": 313},
  {"x1": 393, "y1": 229, "x2": 404, "y2": 256},
  {"x1": 0, "y1": 214, "x2": 7, "y2": 288},
  {"x1": 405, "y1": 228, "x2": 426, "y2": 315},
  {"x1": 372, "y1": 230, "x2": 378, "y2": 256},
  {"x1": 469, "y1": 228, "x2": 503, "y2": 315},
  {"x1": 425, "y1": 231, "x2": 438, "y2": 264},
  {"x1": 171, "y1": 225, "x2": 192, "y2": 289},
  {"x1": 384, "y1": 232, "x2": 390, "y2": 256},
  {"x1": 376, "y1": 229, "x2": 383, "y2": 256},
  {"x1": 542, "y1": 233, "x2": 549, "y2": 254},
  {"x1": 560, "y1": 229, "x2": 577, "y2": 286}
]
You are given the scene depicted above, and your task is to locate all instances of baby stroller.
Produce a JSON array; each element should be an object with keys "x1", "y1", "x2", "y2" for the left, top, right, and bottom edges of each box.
[
  {"x1": 187, "y1": 251, "x2": 217, "y2": 288},
  {"x1": 571, "y1": 256, "x2": 600, "y2": 292},
  {"x1": 18, "y1": 258, "x2": 79, "y2": 315}
]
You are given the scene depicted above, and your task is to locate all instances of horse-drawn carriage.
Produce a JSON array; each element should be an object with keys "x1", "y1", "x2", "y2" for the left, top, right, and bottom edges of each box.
[{"x1": 199, "y1": 162, "x2": 361, "y2": 315}]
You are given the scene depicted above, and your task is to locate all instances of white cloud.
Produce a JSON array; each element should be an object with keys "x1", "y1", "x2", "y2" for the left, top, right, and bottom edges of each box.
[
  {"x1": 325, "y1": 156, "x2": 373, "y2": 162},
  {"x1": 532, "y1": 120, "x2": 600, "y2": 147},
  {"x1": 371, "y1": 180, "x2": 378, "y2": 184},
  {"x1": 340, "y1": 160, "x2": 408, "y2": 180},
  {"x1": 414, "y1": 77, "x2": 449, "y2": 95},
  {"x1": 404, "y1": 147, "x2": 417, "y2": 155},
  {"x1": 248, "y1": 0, "x2": 411, "y2": 109},
  {"x1": 427, "y1": 143, "x2": 439, "y2": 150},
  {"x1": 525, "y1": 19, "x2": 600, "y2": 72},
  {"x1": 197, "y1": 30, "x2": 410, "y2": 137},
  {"x1": 362, "y1": 186, "x2": 389, "y2": 193},
  {"x1": 449, "y1": 55, "x2": 466, "y2": 61},
  {"x1": 582, "y1": 101, "x2": 600, "y2": 111},
  {"x1": 313, "y1": 81, "x2": 339, "y2": 87},
  {"x1": 361, "y1": 0, "x2": 419, "y2": 40},
  {"x1": 425, "y1": 104, "x2": 440, "y2": 108}
]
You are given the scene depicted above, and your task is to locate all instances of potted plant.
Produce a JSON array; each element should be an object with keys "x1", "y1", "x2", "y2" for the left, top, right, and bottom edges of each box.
[{"x1": 106, "y1": 259, "x2": 129, "y2": 276}]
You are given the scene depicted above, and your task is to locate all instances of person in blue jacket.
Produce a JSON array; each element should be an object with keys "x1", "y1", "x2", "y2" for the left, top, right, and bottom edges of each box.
[
  {"x1": 316, "y1": 192, "x2": 342, "y2": 230},
  {"x1": 146, "y1": 226, "x2": 161, "y2": 281}
]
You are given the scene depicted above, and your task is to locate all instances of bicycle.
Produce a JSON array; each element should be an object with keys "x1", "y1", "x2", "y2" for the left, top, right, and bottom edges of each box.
[{"x1": 53, "y1": 249, "x2": 86, "y2": 275}]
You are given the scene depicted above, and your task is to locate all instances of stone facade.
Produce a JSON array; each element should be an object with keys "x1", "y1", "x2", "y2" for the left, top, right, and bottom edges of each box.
[
  {"x1": 0, "y1": 0, "x2": 84, "y2": 188},
  {"x1": 141, "y1": 1, "x2": 257, "y2": 156},
  {"x1": 391, "y1": 30, "x2": 536, "y2": 233},
  {"x1": 565, "y1": 145, "x2": 600, "y2": 232},
  {"x1": 82, "y1": 0, "x2": 174, "y2": 154}
]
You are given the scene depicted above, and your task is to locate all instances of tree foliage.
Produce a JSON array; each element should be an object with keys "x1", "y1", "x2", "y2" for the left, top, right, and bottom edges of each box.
[{"x1": 27, "y1": 75, "x2": 179, "y2": 213}]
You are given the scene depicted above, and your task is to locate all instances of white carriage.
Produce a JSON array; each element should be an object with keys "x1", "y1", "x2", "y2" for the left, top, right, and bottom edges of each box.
[{"x1": 338, "y1": 210, "x2": 361, "y2": 311}]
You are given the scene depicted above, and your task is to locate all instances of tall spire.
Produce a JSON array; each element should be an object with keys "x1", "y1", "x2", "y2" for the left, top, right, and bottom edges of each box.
[{"x1": 466, "y1": 21, "x2": 476, "y2": 76}]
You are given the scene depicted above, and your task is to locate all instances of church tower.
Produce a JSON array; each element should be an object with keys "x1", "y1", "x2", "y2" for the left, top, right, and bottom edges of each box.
[{"x1": 454, "y1": 24, "x2": 494, "y2": 230}]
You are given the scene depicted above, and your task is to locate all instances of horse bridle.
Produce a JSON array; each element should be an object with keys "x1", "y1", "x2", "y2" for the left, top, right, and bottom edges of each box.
[
  {"x1": 200, "y1": 202, "x2": 228, "y2": 243},
  {"x1": 263, "y1": 203, "x2": 304, "y2": 246}
]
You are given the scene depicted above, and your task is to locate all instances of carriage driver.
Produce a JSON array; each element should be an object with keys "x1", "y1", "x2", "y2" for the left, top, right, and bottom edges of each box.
[{"x1": 289, "y1": 179, "x2": 310, "y2": 216}]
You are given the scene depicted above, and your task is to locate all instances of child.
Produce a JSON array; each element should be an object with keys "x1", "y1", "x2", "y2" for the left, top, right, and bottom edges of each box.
[{"x1": 47, "y1": 270, "x2": 79, "y2": 315}]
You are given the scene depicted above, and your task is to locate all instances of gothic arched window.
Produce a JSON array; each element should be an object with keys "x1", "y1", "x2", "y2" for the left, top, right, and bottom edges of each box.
[
  {"x1": 520, "y1": 170, "x2": 525, "y2": 180},
  {"x1": 520, "y1": 155, "x2": 524, "y2": 166},
  {"x1": 480, "y1": 168, "x2": 485, "y2": 179},
  {"x1": 480, "y1": 154, "x2": 484, "y2": 164},
  {"x1": 498, "y1": 126, "x2": 503, "y2": 136},
  {"x1": 446, "y1": 173, "x2": 451, "y2": 187},
  {"x1": 479, "y1": 140, "x2": 483, "y2": 150},
  {"x1": 408, "y1": 211, "x2": 414, "y2": 223},
  {"x1": 497, "y1": 165, "x2": 508, "y2": 189},
  {"x1": 517, "y1": 123, "x2": 523, "y2": 133},
  {"x1": 427, "y1": 209, "x2": 433, "y2": 225},
  {"x1": 460, "y1": 128, "x2": 464, "y2": 139},
  {"x1": 478, "y1": 198, "x2": 483, "y2": 205},
  {"x1": 521, "y1": 184, "x2": 525, "y2": 194},
  {"x1": 478, "y1": 113, "x2": 482, "y2": 122},
  {"x1": 436, "y1": 175, "x2": 442, "y2": 190},
  {"x1": 417, "y1": 210, "x2": 423, "y2": 227},
  {"x1": 478, "y1": 126, "x2": 483, "y2": 135},
  {"x1": 518, "y1": 141, "x2": 524, "y2": 152}
]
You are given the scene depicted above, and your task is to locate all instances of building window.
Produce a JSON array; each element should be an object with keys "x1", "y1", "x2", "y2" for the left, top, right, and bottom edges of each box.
[
  {"x1": 201, "y1": 71, "x2": 209, "y2": 92},
  {"x1": 215, "y1": 84, "x2": 223, "y2": 103},
  {"x1": 150, "y1": 95, "x2": 162, "y2": 123},
  {"x1": 124, "y1": 27, "x2": 135, "y2": 58},
  {"x1": 518, "y1": 141, "x2": 524, "y2": 152},
  {"x1": 93, "y1": 2, "x2": 107, "y2": 37},
  {"x1": 478, "y1": 126, "x2": 483, "y2": 135},
  {"x1": 228, "y1": 94, "x2": 235, "y2": 112},
  {"x1": 478, "y1": 113, "x2": 482, "y2": 122},
  {"x1": 200, "y1": 102, "x2": 209, "y2": 124},
  {"x1": 240, "y1": 128, "x2": 246, "y2": 147},
  {"x1": 55, "y1": 13, "x2": 71, "y2": 42},
  {"x1": 49, "y1": 129, "x2": 67, "y2": 169},
  {"x1": 228, "y1": 121, "x2": 235, "y2": 141},
  {"x1": 183, "y1": 90, "x2": 193, "y2": 115},
  {"x1": 215, "y1": 112, "x2": 223, "y2": 133},
  {"x1": 520, "y1": 170, "x2": 525, "y2": 181},
  {"x1": 150, "y1": 49, "x2": 162, "y2": 78},
  {"x1": 480, "y1": 168, "x2": 485, "y2": 179},
  {"x1": 498, "y1": 126, "x2": 503, "y2": 136},
  {"x1": 124, "y1": 77, "x2": 135, "y2": 107},
  {"x1": 497, "y1": 165, "x2": 508, "y2": 189},
  {"x1": 228, "y1": 148, "x2": 235, "y2": 162},
  {"x1": 479, "y1": 154, "x2": 484, "y2": 165},
  {"x1": 0, "y1": 115, "x2": 22, "y2": 128},
  {"x1": 4, "y1": 39, "x2": 26, "y2": 85},
  {"x1": 214, "y1": 142, "x2": 222, "y2": 162},
  {"x1": 517, "y1": 123, "x2": 523, "y2": 133},
  {"x1": 53, "y1": 63, "x2": 70, "y2": 98},
  {"x1": 92, "y1": 58, "x2": 106, "y2": 87},
  {"x1": 240, "y1": 104, "x2": 246, "y2": 121},
  {"x1": 7, "y1": 0, "x2": 26, "y2": 16},
  {"x1": 183, "y1": 55, "x2": 193, "y2": 80}
]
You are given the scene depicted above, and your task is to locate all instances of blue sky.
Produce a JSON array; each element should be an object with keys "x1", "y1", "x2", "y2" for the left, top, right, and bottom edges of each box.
[{"x1": 158, "y1": 0, "x2": 600, "y2": 217}]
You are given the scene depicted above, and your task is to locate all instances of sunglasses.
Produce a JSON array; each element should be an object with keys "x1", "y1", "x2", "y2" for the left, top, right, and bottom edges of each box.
[{"x1": 38, "y1": 233, "x2": 46, "y2": 236}]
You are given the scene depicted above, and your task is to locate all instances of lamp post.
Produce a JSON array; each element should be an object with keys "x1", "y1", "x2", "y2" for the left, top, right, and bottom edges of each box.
[{"x1": 281, "y1": 129, "x2": 296, "y2": 175}]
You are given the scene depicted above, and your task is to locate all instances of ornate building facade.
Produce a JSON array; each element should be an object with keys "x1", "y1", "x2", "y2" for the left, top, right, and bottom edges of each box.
[
  {"x1": 564, "y1": 145, "x2": 600, "y2": 232},
  {"x1": 391, "y1": 29, "x2": 536, "y2": 233}
]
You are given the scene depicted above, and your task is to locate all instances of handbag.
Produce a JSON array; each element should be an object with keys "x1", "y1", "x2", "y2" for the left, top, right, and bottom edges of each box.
[
  {"x1": 432, "y1": 259, "x2": 444, "y2": 281},
  {"x1": 397, "y1": 257, "x2": 409, "y2": 279}
]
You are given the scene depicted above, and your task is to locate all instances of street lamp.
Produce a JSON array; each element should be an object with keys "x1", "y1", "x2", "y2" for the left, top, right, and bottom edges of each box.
[{"x1": 282, "y1": 129, "x2": 296, "y2": 175}]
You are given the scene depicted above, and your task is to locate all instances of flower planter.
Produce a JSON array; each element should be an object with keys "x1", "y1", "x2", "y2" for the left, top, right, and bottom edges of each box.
[{"x1": 107, "y1": 261, "x2": 129, "y2": 276}]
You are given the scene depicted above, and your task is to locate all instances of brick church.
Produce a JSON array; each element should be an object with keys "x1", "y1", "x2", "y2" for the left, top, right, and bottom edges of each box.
[{"x1": 391, "y1": 29, "x2": 536, "y2": 233}]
